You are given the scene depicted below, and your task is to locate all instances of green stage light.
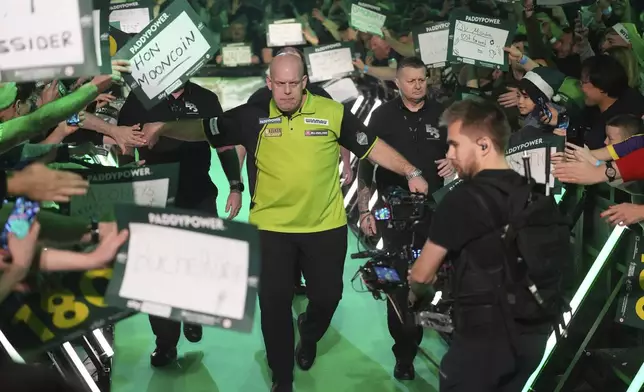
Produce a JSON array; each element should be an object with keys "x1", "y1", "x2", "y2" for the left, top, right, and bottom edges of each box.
[{"x1": 521, "y1": 224, "x2": 626, "y2": 392}]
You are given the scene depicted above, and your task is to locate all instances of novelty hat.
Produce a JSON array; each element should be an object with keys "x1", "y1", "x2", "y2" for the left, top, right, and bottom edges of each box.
[
  {"x1": 0, "y1": 83, "x2": 18, "y2": 111},
  {"x1": 519, "y1": 67, "x2": 566, "y2": 103}
]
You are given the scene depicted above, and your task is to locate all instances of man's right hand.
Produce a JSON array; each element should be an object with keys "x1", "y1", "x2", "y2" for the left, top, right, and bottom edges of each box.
[
  {"x1": 141, "y1": 122, "x2": 165, "y2": 148},
  {"x1": 8, "y1": 163, "x2": 89, "y2": 202},
  {"x1": 359, "y1": 212, "x2": 377, "y2": 236},
  {"x1": 408, "y1": 176, "x2": 429, "y2": 194}
]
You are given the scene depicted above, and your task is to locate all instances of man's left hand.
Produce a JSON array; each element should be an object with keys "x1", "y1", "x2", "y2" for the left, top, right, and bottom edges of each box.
[
  {"x1": 553, "y1": 160, "x2": 606, "y2": 185},
  {"x1": 342, "y1": 164, "x2": 354, "y2": 184},
  {"x1": 436, "y1": 158, "x2": 454, "y2": 178},
  {"x1": 225, "y1": 191, "x2": 242, "y2": 220}
]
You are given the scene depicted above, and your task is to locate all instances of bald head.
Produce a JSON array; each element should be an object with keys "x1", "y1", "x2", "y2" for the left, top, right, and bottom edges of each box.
[
  {"x1": 267, "y1": 53, "x2": 308, "y2": 113},
  {"x1": 269, "y1": 53, "x2": 305, "y2": 79}
]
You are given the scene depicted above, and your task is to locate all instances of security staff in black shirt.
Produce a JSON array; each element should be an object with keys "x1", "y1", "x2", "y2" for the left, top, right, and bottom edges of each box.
[
  {"x1": 117, "y1": 81, "x2": 242, "y2": 367},
  {"x1": 356, "y1": 57, "x2": 453, "y2": 380}
]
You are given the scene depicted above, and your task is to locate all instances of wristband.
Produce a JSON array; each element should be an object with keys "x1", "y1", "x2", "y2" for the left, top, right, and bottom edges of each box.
[
  {"x1": 406, "y1": 168, "x2": 423, "y2": 181},
  {"x1": 595, "y1": 159, "x2": 604, "y2": 167},
  {"x1": 549, "y1": 36, "x2": 558, "y2": 44},
  {"x1": 602, "y1": 6, "x2": 612, "y2": 16},
  {"x1": 363, "y1": 65, "x2": 369, "y2": 74},
  {"x1": 519, "y1": 55, "x2": 529, "y2": 65}
]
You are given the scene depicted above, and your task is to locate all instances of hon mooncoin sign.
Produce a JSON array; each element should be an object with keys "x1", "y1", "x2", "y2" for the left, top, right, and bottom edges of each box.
[
  {"x1": 106, "y1": 205, "x2": 261, "y2": 333},
  {"x1": 0, "y1": 0, "x2": 100, "y2": 82},
  {"x1": 114, "y1": 0, "x2": 218, "y2": 109}
]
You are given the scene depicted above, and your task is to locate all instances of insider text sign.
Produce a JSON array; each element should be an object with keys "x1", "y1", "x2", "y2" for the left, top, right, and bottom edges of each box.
[
  {"x1": 0, "y1": 0, "x2": 99, "y2": 82},
  {"x1": 114, "y1": 0, "x2": 217, "y2": 109}
]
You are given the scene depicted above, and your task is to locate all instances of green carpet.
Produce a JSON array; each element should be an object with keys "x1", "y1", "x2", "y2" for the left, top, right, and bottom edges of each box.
[{"x1": 110, "y1": 156, "x2": 447, "y2": 392}]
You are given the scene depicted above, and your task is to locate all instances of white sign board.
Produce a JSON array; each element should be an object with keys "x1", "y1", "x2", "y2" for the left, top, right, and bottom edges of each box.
[
  {"x1": 266, "y1": 19, "x2": 306, "y2": 47},
  {"x1": 350, "y1": 3, "x2": 386, "y2": 36},
  {"x1": 413, "y1": 23, "x2": 450, "y2": 68},
  {"x1": 115, "y1": 0, "x2": 218, "y2": 109},
  {"x1": 108, "y1": 3, "x2": 152, "y2": 34},
  {"x1": 506, "y1": 147, "x2": 557, "y2": 188},
  {"x1": 323, "y1": 77, "x2": 360, "y2": 103},
  {"x1": 119, "y1": 223, "x2": 250, "y2": 320},
  {"x1": 304, "y1": 42, "x2": 355, "y2": 83},
  {"x1": 0, "y1": 0, "x2": 99, "y2": 82},
  {"x1": 222, "y1": 44, "x2": 252, "y2": 67}
]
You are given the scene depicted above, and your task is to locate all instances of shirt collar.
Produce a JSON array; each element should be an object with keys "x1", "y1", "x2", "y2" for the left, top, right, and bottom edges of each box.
[{"x1": 397, "y1": 95, "x2": 428, "y2": 113}]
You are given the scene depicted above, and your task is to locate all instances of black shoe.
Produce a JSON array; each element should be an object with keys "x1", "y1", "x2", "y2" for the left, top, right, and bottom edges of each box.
[
  {"x1": 183, "y1": 324, "x2": 202, "y2": 343},
  {"x1": 294, "y1": 283, "x2": 307, "y2": 296},
  {"x1": 295, "y1": 313, "x2": 317, "y2": 371},
  {"x1": 271, "y1": 382, "x2": 293, "y2": 392},
  {"x1": 393, "y1": 360, "x2": 415, "y2": 380},
  {"x1": 150, "y1": 347, "x2": 177, "y2": 368}
]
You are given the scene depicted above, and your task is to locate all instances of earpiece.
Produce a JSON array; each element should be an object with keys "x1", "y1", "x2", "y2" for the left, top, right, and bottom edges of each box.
[{"x1": 481, "y1": 144, "x2": 488, "y2": 151}]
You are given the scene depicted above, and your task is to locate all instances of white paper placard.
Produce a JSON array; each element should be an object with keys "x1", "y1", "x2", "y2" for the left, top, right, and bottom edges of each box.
[
  {"x1": 71, "y1": 178, "x2": 169, "y2": 218},
  {"x1": 537, "y1": 0, "x2": 581, "y2": 5},
  {"x1": 506, "y1": 147, "x2": 557, "y2": 188},
  {"x1": 305, "y1": 43, "x2": 354, "y2": 83},
  {"x1": 222, "y1": 44, "x2": 252, "y2": 67},
  {"x1": 119, "y1": 223, "x2": 249, "y2": 320},
  {"x1": 323, "y1": 77, "x2": 360, "y2": 103},
  {"x1": 109, "y1": 7, "x2": 150, "y2": 34},
  {"x1": 453, "y1": 19, "x2": 508, "y2": 66},
  {"x1": 266, "y1": 20, "x2": 305, "y2": 47},
  {"x1": 115, "y1": 0, "x2": 218, "y2": 110},
  {"x1": 0, "y1": 0, "x2": 99, "y2": 82},
  {"x1": 414, "y1": 22, "x2": 450, "y2": 68},
  {"x1": 350, "y1": 3, "x2": 386, "y2": 36}
]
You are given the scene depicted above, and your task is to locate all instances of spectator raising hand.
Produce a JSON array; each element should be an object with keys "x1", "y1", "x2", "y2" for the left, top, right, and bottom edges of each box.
[
  {"x1": 7, "y1": 162, "x2": 89, "y2": 202},
  {"x1": 600, "y1": 203, "x2": 644, "y2": 226},
  {"x1": 0, "y1": 221, "x2": 41, "y2": 303}
]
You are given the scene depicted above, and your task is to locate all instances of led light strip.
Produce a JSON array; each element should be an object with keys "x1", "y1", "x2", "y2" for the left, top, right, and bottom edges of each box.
[
  {"x1": 0, "y1": 329, "x2": 24, "y2": 364},
  {"x1": 62, "y1": 341, "x2": 101, "y2": 392},
  {"x1": 521, "y1": 224, "x2": 626, "y2": 392},
  {"x1": 364, "y1": 99, "x2": 382, "y2": 126},
  {"x1": 92, "y1": 328, "x2": 114, "y2": 358},
  {"x1": 350, "y1": 95, "x2": 364, "y2": 115},
  {"x1": 626, "y1": 362, "x2": 644, "y2": 392}
]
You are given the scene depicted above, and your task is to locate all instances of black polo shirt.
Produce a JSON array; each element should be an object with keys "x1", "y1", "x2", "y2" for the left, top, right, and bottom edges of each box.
[
  {"x1": 366, "y1": 96, "x2": 447, "y2": 195},
  {"x1": 118, "y1": 82, "x2": 222, "y2": 208}
]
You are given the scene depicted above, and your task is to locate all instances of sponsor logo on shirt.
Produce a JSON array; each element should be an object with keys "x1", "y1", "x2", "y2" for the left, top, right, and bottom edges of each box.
[
  {"x1": 304, "y1": 117, "x2": 329, "y2": 126},
  {"x1": 356, "y1": 132, "x2": 369, "y2": 146},
  {"x1": 425, "y1": 125, "x2": 440, "y2": 140},
  {"x1": 264, "y1": 128, "x2": 282, "y2": 137},
  {"x1": 259, "y1": 117, "x2": 283, "y2": 125},
  {"x1": 184, "y1": 101, "x2": 199, "y2": 114},
  {"x1": 305, "y1": 130, "x2": 328, "y2": 136}
]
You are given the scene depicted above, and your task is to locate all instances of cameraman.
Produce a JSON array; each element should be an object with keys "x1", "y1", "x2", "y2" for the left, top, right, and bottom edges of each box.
[
  {"x1": 409, "y1": 99, "x2": 551, "y2": 391},
  {"x1": 357, "y1": 56, "x2": 453, "y2": 380}
]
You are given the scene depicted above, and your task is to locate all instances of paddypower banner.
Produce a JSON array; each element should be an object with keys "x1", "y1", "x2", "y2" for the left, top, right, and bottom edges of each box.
[
  {"x1": 114, "y1": 0, "x2": 218, "y2": 109},
  {"x1": 106, "y1": 205, "x2": 261, "y2": 333}
]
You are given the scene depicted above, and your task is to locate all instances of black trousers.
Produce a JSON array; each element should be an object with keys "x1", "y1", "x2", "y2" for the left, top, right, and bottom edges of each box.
[
  {"x1": 259, "y1": 225, "x2": 347, "y2": 383},
  {"x1": 378, "y1": 220, "x2": 426, "y2": 363},
  {"x1": 0, "y1": 361, "x2": 82, "y2": 392},
  {"x1": 149, "y1": 196, "x2": 218, "y2": 350},
  {"x1": 440, "y1": 331, "x2": 549, "y2": 392}
]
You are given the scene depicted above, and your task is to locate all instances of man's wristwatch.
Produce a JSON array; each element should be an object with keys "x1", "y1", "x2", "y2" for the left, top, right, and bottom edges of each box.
[
  {"x1": 405, "y1": 169, "x2": 423, "y2": 181},
  {"x1": 605, "y1": 161, "x2": 617, "y2": 182},
  {"x1": 230, "y1": 182, "x2": 244, "y2": 193}
]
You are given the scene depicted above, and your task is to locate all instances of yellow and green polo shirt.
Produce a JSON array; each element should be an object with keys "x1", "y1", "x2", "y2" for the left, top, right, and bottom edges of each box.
[{"x1": 203, "y1": 91, "x2": 377, "y2": 233}]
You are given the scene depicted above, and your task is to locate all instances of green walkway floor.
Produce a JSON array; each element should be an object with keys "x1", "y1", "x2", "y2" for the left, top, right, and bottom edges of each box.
[{"x1": 111, "y1": 158, "x2": 447, "y2": 392}]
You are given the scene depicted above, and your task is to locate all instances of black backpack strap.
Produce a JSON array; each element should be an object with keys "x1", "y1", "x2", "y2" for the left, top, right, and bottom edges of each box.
[{"x1": 463, "y1": 183, "x2": 523, "y2": 358}]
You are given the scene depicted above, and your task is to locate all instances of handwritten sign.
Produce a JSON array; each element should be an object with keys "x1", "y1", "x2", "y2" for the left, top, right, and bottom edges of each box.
[
  {"x1": 0, "y1": 268, "x2": 135, "y2": 358},
  {"x1": 93, "y1": 0, "x2": 112, "y2": 74},
  {"x1": 537, "y1": 0, "x2": 580, "y2": 4},
  {"x1": 266, "y1": 19, "x2": 305, "y2": 47},
  {"x1": 0, "y1": 0, "x2": 99, "y2": 82},
  {"x1": 304, "y1": 42, "x2": 355, "y2": 83},
  {"x1": 222, "y1": 43, "x2": 252, "y2": 67},
  {"x1": 65, "y1": 163, "x2": 179, "y2": 220},
  {"x1": 114, "y1": 0, "x2": 218, "y2": 110},
  {"x1": 322, "y1": 77, "x2": 360, "y2": 103},
  {"x1": 447, "y1": 11, "x2": 514, "y2": 71},
  {"x1": 350, "y1": 3, "x2": 386, "y2": 37},
  {"x1": 108, "y1": 0, "x2": 154, "y2": 34},
  {"x1": 505, "y1": 134, "x2": 564, "y2": 192},
  {"x1": 106, "y1": 205, "x2": 261, "y2": 333},
  {"x1": 616, "y1": 235, "x2": 644, "y2": 329},
  {"x1": 413, "y1": 22, "x2": 450, "y2": 68}
]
